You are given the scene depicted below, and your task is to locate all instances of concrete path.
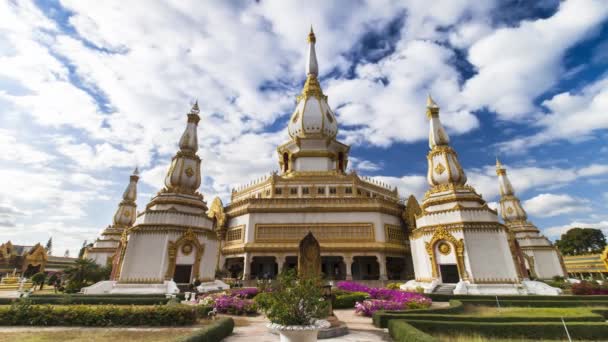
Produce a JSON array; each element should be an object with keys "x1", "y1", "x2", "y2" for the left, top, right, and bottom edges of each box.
[{"x1": 224, "y1": 309, "x2": 391, "y2": 342}]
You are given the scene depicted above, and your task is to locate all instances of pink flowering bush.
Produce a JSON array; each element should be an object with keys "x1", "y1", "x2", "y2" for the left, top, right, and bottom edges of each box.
[
  {"x1": 336, "y1": 281, "x2": 431, "y2": 316},
  {"x1": 200, "y1": 292, "x2": 257, "y2": 315},
  {"x1": 229, "y1": 287, "x2": 259, "y2": 298}
]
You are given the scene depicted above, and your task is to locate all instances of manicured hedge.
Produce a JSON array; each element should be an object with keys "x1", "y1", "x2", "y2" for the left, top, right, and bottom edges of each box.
[
  {"x1": 403, "y1": 320, "x2": 608, "y2": 340},
  {"x1": 458, "y1": 299, "x2": 608, "y2": 308},
  {"x1": 0, "y1": 304, "x2": 197, "y2": 326},
  {"x1": 396, "y1": 313, "x2": 604, "y2": 323},
  {"x1": 388, "y1": 320, "x2": 438, "y2": 342},
  {"x1": 0, "y1": 297, "x2": 170, "y2": 305},
  {"x1": 373, "y1": 300, "x2": 464, "y2": 328},
  {"x1": 333, "y1": 292, "x2": 369, "y2": 309},
  {"x1": 195, "y1": 305, "x2": 214, "y2": 318},
  {"x1": 177, "y1": 317, "x2": 234, "y2": 342},
  {"x1": 591, "y1": 309, "x2": 608, "y2": 319},
  {"x1": 428, "y1": 293, "x2": 608, "y2": 302}
]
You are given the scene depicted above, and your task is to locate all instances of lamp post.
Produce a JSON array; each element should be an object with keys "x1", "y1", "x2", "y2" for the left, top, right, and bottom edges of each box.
[{"x1": 323, "y1": 281, "x2": 334, "y2": 316}]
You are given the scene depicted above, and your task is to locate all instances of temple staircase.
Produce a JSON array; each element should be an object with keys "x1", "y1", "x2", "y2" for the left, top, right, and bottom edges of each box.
[{"x1": 433, "y1": 284, "x2": 456, "y2": 295}]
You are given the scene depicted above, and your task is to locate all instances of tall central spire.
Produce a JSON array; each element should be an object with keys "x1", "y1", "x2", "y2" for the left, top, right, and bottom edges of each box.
[
  {"x1": 306, "y1": 26, "x2": 318, "y2": 77},
  {"x1": 287, "y1": 27, "x2": 338, "y2": 139}
]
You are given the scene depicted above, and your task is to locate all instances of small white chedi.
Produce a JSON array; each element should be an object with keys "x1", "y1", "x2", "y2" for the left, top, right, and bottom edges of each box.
[{"x1": 402, "y1": 96, "x2": 561, "y2": 296}]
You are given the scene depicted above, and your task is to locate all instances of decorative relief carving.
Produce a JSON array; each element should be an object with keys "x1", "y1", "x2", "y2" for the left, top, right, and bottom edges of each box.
[
  {"x1": 424, "y1": 226, "x2": 467, "y2": 281},
  {"x1": 385, "y1": 224, "x2": 406, "y2": 244},
  {"x1": 434, "y1": 163, "x2": 446, "y2": 175},
  {"x1": 255, "y1": 223, "x2": 374, "y2": 242},
  {"x1": 185, "y1": 167, "x2": 194, "y2": 177},
  {"x1": 165, "y1": 228, "x2": 205, "y2": 281},
  {"x1": 438, "y1": 242, "x2": 451, "y2": 255}
]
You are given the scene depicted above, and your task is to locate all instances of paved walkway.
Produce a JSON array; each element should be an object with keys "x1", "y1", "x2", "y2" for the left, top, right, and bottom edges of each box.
[{"x1": 224, "y1": 309, "x2": 391, "y2": 342}]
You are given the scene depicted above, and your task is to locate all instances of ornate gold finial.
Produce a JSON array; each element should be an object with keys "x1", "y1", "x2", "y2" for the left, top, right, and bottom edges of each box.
[
  {"x1": 426, "y1": 94, "x2": 438, "y2": 108},
  {"x1": 308, "y1": 26, "x2": 316, "y2": 43},
  {"x1": 496, "y1": 157, "x2": 506, "y2": 175},
  {"x1": 187, "y1": 100, "x2": 201, "y2": 124},
  {"x1": 133, "y1": 166, "x2": 139, "y2": 176},
  {"x1": 426, "y1": 94, "x2": 439, "y2": 118}
]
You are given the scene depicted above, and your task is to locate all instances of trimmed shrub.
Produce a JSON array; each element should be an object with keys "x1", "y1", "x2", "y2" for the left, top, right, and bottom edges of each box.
[
  {"x1": 591, "y1": 309, "x2": 608, "y2": 319},
  {"x1": 427, "y1": 293, "x2": 608, "y2": 302},
  {"x1": 333, "y1": 292, "x2": 369, "y2": 309},
  {"x1": 373, "y1": 300, "x2": 464, "y2": 328},
  {"x1": 0, "y1": 303, "x2": 197, "y2": 326},
  {"x1": 404, "y1": 320, "x2": 608, "y2": 340},
  {"x1": 388, "y1": 320, "x2": 438, "y2": 342},
  {"x1": 395, "y1": 313, "x2": 604, "y2": 323},
  {"x1": 195, "y1": 305, "x2": 214, "y2": 319},
  {"x1": 177, "y1": 317, "x2": 234, "y2": 342},
  {"x1": 458, "y1": 299, "x2": 608, "y2": 308},
  {"x1": 0, "y1": 296, "x2": 170, "y2": 306}
]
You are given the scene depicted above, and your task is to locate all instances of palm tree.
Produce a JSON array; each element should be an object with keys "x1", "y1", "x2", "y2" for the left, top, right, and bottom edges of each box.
[{"x1": 64, "y1": 259, "x2": 99, "y2": 287}]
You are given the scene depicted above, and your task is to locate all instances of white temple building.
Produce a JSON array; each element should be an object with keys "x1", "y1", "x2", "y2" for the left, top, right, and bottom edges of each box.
[
  {"x1": 85, "y1": 168, "x2": 139, "y2": 267},
  {"x1": 83, "y1": 28, "x2": 562, "y2": 295},
  {"x1": 215, "y1": 28, "x2": 412, "y2": 282},
  {"x1": 496, "y1": 159, "x2": 567, "y2": 280},
  {"x1": 402, "y1": 97, "x2": 560, "y2": 295}
]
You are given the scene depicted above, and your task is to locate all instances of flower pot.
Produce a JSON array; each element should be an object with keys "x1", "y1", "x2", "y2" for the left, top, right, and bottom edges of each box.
[
  {"x1": 268, "y1": 321, "x2": 329, "y2": 342},
  {"x1": 277, "y1": 328, "x2": 318, "y2": 342}
]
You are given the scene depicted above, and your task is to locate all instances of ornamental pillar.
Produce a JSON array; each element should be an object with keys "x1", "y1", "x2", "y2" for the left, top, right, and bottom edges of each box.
[
  {"x1": 343, "y1": 255, "x2": 353, "y2": 280},
  {"x1": 377, "y1": 254, "x2": 388, "y2": 281},
  {"x1": 276, "y1": 255, "x2": 286, "y2": 274},
  {"x1": 242, "y1": 254, "x2": 251, "y2": 280}
]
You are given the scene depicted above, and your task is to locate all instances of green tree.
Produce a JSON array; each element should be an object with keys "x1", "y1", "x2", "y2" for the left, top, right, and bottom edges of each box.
[
  {"x1": 556, "y1": 228, "x2": 607, "y2": 255},
  {"x1": 77, "y1": 240, "x2": 93, "y2": 259},
  {"x1": 31, "y1": 272, "x2": 46, "y2": 290},
  {"x1": 63, "y1": 258, "x2": 109, "y2": 293}
]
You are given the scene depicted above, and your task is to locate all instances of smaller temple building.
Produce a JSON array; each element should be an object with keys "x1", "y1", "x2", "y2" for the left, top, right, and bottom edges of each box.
[
  {"x1": 496, "y1": 159, "x2": 567, "y2": 280},
  {"x1": 0, "y1": 241, "x2": 77, "y2": 276},
  {"x1": 84, "y1": 168, "x2": 140, "y2": 267},
  {"x1": 563, "y1": 246, "x2": 608, "y2": 280}
]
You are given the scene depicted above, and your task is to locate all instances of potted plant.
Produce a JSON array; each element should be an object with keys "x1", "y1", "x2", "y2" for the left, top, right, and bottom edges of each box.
[{"x1": 255, "y1": 270, "x2": 329, "y2": 342}]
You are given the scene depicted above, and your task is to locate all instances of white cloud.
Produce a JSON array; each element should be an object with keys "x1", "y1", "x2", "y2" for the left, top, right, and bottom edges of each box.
[
  {"x1": 467, "y1": 163, "x2": 608, "y2": 201},
  {"x1": 523, "y1": 193, "x2": 591, "y2": 217},
  {"x1": 462, "y1": 0, "x2": 608, "y2": 119},
  {"x1": 373, "y1": 175, "x2": 428, "y2": 200},
  {"x1": 543, "y1": 220, "x2": 608, "y2": 239}
]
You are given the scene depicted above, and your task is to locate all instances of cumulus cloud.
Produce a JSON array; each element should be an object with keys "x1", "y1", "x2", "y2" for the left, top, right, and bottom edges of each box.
[
  {"x1": 1, "y1": 0, "x2": 607, "y2": 254},
  {"x1": 543, "y1": 220, "x2": 608, "y2": 239},
  {"x1": 523, "y1": 193, "x2": 591, "y2": 217},
  {"x1": 462, "y1": 0, "x2": 608, "y2": 119}
]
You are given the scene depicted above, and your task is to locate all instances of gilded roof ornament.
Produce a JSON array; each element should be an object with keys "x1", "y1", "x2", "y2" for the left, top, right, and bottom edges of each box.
[{"x1": 307, "y1": 26, "x2": 316, "y2": 43}]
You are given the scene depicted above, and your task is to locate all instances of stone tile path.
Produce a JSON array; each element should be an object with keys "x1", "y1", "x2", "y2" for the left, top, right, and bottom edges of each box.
[{"x1": 224, "y1": 309, "x2": 391, "y2": 342}]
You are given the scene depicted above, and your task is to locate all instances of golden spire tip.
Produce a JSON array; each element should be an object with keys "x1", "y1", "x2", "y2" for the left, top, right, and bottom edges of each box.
[
  {"x1": 307, "y1": 25, "x2": 316, "y2": 43},
  {"x1": 426, "y1": 93, "x2": 437, "y2": 108}
]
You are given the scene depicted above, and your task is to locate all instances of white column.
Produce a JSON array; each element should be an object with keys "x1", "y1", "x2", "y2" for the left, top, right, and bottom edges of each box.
[
  {"x1": 276, "y1": 255, "x2": 286, "y2": 275},
  {"x1": 344, "y1": 255, "x2": 353, "y2": 280},
  {"x1": 377, "y1": 254, "x2": 388, "y2": 281},
  {"x1": 242, "y1": 254, "x2": 251, "y2": 280}
]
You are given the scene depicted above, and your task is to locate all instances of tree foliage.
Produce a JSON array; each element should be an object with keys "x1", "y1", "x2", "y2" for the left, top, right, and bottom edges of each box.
[
  {"x1": 31, "y1": 272, "x2": 46, "y2": 290},
  {"x1": 45, "y1": 237, "x2": 52, "y2": 255},
  {"x1": 63, "y1": 259, "x2": 110, "y2": 293},
  {"x1": 556, "y1": 228, "x2": 606, "y2": 256}
]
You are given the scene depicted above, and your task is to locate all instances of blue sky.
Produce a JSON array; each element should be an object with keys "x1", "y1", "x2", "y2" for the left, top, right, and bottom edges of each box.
[{"x1": 0, "y1": 0, "x2": 607, "y2": 256}]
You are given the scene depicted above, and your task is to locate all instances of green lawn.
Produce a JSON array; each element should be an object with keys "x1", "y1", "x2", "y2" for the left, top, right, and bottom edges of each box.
[
  {"x1": 0, "y1": 329, "x2": 197, "y2": 342},
  {"x1": 463, "y1": 305, "x2": 608, "y2": 317}
]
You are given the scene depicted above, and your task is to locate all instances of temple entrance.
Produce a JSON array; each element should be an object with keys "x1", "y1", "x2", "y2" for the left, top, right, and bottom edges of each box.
[
  {"x1": 386, "y1": 257, "x2": 407, "y2": 280},
  {"x1": 225, "y1": 257, "x2": 244, "y2": 279},
  {"x1": 321, "y1": 256, "x2": 345, "y2": 280},
  {"x1": 251, "y1": 256, "x2": 277, "y2": 279},
  {"x1": 173, "y1": 264, "x2": 192, "y2": 284},
  {"x1": 439, "y1": 264, "x2": 459, "y2": 283},
  {"x1": 352, "y1": 256, "x2": 380, "y2": 280}
]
